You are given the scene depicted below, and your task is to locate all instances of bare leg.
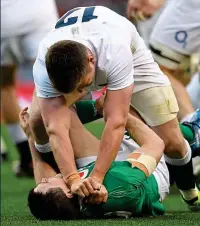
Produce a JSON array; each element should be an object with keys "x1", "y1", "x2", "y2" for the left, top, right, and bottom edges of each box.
[
  {"x1": 160, "y1": 65, "x2": 195, "y2": 121},
  {"x1": 1, "y1": 65, "x2": 32, "y2": 176}
]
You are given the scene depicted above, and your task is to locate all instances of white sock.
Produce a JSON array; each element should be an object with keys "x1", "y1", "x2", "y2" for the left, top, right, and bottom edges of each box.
[
  {"x1": 1, "y1": 137, "x2": 7, "y2": 154},
  {"x1": 35, "y1": 142, "x2": 51, "y2": 153},
  {"x1": 7, "y1": 123, "x2": 27, "y2": 144},
  {"x1": 164, "y1": 139, "x2": 192, "y2": 166}
]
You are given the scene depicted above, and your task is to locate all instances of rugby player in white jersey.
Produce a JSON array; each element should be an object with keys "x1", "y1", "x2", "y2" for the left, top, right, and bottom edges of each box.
[
  {"x1": 127, "y1": 0, "x2": 198, "y2": 121},
  {"x1": 29, "y1": 6, "x2": 200, "y2": 210},
  {"x1": 149, "y1": 0, "x2": 200, "y2": 120},
  {"x1": 1, "y1": 0, "x2": 58, "y2": 176},
  {"x1": 127, "y1": 0, "x2": 200, "y2": 185}
]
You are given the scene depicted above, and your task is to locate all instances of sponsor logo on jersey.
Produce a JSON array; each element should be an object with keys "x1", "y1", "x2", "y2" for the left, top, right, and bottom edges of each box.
[{"x1": 79, "y1": 169, "x2": 89, "y2": 179}]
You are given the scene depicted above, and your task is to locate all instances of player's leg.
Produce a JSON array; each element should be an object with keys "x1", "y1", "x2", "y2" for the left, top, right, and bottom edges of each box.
[
  {"x1": 187, "y1": 73, "x2": 200, "y2": 110},
  {"x1": 131, "y1": 85, "x2": 200, "y2": 210},
  {"x1": 0, "y1": 40, "x2": 33, "y2": 176},
  {"x1": 160, "y1": 66, "x2": 195, "y2": 121},
  {"x1": 149, "y1": 0, "x2": 200, "y2": 122}
]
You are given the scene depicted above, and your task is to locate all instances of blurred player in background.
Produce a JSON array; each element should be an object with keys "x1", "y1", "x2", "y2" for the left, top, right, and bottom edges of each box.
[
  {"x1": 1, "y1": 0, "x2": 58, "y2": 176},
  {"x1": 149, "y1": 0, "x2": 200, "y2": 121},
  {"x1": 127, "y1": 0, "x2": 199, "y2": 122}
]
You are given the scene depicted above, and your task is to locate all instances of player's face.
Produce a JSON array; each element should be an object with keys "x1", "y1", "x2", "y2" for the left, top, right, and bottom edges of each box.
[
  {"x1": 78, "y1": 50, "x2": 96, "y2": 93},
  {"x1": 63, "y1": 51, "x2": 95, "y2": 106},
  {"x1": 34, "y1": 174, "x2": 72, "y2": 198}
]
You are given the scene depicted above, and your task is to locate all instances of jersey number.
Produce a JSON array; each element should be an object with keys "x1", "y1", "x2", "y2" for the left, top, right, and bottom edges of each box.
[{"x1": 55, "y1": 6, "x2": 98, "y2": 29}]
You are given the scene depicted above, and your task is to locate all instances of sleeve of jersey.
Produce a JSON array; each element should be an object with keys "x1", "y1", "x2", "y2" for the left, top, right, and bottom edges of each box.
[
  {"x1": 33, "y1": 57, "x2": 62, "y2": 98},
  {"x1": 107, "y1": 45, "x2": 134, "y2": 91}
]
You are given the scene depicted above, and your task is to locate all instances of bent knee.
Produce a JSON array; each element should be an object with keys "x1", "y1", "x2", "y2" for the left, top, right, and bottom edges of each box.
[{"x1": 164, "y1": 138, "x2": 186, "y2": 158}]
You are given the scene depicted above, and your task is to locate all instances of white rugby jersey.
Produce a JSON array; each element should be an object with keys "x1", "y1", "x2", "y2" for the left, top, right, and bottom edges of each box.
[
  {"x1": 150, "y1": 0, "x2": 200, "y2": 55},
  {"x1": 33, "y1": 6, "x2": 169, "y2": 98},
  {"x1": 1, "y1": 0, "x2": 58, "y2": 38}
]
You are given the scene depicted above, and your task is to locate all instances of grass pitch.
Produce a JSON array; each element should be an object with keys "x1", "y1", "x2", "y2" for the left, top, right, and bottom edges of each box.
[{"x1": 1, "y1": 122, "x2": 200, "y2": 226}]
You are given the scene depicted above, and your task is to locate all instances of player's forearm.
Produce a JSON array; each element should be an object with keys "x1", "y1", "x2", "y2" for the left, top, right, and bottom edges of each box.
[
  {"x1": 48, "y1": 128, "x2": 78, "y2": 182},
  {"x1": 90, "y1": 119, "x2": 125, "y2": 182},
  {"x1": 126, "y1": 113, "x2": 164, "y2": 162},
  {"x1": 27, "y1": 136, "x2": 56, "y2": 184}
]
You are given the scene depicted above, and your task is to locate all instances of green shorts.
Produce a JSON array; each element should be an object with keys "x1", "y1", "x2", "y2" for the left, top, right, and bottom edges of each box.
[{"x1": 79, "y1": 161, "x2": 165, "y2": 218}]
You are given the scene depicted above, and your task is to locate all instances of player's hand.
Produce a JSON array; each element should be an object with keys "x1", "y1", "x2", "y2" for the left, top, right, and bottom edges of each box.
[
  {"x1": 70, "y1": 177, "x2": 102, "y2": 198},
  {"x1": 84, "y1": 184, "x2": 108, "y2": 204},
  {"x1": 19, "y1": 107, "x2": 32, "y2": 138},
  {"x1": 127, "y1": 0, "x2": 165, "y2": 21},
  {"x1": 95, "y1": 91, "x2": 106, "y2": 115}
]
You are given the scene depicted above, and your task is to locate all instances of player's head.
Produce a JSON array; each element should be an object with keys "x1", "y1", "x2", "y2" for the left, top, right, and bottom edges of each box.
[
  {"x1": 45, "y1": 40, "x2": 95, "y2": 95},
  {"x1": 28, "y1": 174, "x2": 80, "y2": 220}
]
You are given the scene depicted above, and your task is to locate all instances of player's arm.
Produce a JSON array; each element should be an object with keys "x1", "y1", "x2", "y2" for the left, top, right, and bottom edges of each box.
[
  {"x1": 90, "y1": 85, "x2": 133, "y2": 182},
  {"x1": 90, "y1": 44, "x2": 134, "y2": 182},
  {"x1": 126, "y1": 110, "x2": 165, "y2": 163},
  {"x1": 37, "y1": 96, "x2": 79, "y2": 185},
  {"x1": 19, "y1": 107, "x2": 57, "y2": 185}
]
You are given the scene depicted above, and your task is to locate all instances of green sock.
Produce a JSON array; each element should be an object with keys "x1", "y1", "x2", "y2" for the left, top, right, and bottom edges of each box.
[
  {"x1": 1, "y1": 123, "x2": 18, "y2": 154},
  {"x1": 179, "y1": 123, "x2": 194, "y2": 143},
  {"x1": 75, "y1": 100, "x2": 103, "y2": 124}
]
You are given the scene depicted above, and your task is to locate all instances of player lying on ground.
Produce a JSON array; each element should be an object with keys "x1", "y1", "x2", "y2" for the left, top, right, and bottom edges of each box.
[
  {"x1": 21, "y1": 101, "x2": 200, "y2": 219},
  {"x1": 20, "y1": 106, "x2": 169, "y2": 220}
]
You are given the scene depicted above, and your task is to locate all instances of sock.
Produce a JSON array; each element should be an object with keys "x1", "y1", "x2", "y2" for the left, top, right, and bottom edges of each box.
[
  {"x1": 17, "y1": 141, "x2": 32, "y2": 170},
  {"x1": 6, "y1": 123, "x2": 32, "y2": 170},
  {"x1": 1, "y1": 137, "x2": 8, "y2": 161},
  {"x1": 1, "y1": 123, "x2": 17, "y2": 154},
  {"x1": 165, "y1": 140, "x2": 197, "y2": 199},
  {"x1": 75, "y1": 100, "x2": 103, "y2": 124},
  {"x1": 7, "y1": 123, "x2": 27, "y2": 143},
  {"x1": 179, "y1": 123, "x2": 194, "y2": 143}
]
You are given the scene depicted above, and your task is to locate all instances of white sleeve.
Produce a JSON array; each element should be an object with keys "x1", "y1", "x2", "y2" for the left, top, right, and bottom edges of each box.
[
  {"x1": 33, "y1": 46, "x2": 62, "y2": 98},
  {"x1": 107, "y1": 44, "x2": 134, "y2": 91}
]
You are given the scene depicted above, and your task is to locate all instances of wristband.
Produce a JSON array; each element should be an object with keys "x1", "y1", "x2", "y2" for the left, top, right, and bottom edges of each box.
[{"x1": 65, "y1": 172, "x2": 81, "y2": 189}]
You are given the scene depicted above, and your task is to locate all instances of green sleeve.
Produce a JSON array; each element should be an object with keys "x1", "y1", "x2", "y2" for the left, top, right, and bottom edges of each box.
[{"x1": 75, "y1": 100, "x2": 103, "y2": 124}]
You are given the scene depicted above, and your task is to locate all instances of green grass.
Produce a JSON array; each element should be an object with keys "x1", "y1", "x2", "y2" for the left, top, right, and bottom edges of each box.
[{"x1": 1, "y1": 122, "x2": 200, "y2": 226}]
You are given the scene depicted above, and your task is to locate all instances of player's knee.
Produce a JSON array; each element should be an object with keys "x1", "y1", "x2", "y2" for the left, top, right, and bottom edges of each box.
[{"x1": 164, "y1": 137, "x2": 186, "y2": 159}]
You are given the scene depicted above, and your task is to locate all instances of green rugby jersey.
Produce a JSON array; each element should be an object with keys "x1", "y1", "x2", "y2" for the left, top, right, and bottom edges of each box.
[{"x1": 78, "y1": 161, "x2": 165, "y2": 218}]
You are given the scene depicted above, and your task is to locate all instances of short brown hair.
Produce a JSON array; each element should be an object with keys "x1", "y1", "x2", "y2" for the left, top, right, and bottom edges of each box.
[
  {"x1": 45, "y1": 40, "x2": 89, "y2": 94},
  {"x1": 28, "y1": 187, "x2": 80, "y2": 220}
]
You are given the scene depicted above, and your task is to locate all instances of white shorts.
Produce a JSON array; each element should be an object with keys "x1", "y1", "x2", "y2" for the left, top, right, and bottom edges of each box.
[
  {"x1": 1, "y1": 0, "x2": 58, "y2": 65},
  {"x1": 149, "y1": 0, "x2": 200, "y2": 70},
  {"x1": 131, "y1": 85, "x2": 179, "y2": 126}
]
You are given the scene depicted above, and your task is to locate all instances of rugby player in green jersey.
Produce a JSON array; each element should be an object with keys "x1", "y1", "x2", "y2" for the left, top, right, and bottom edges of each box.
[{"x1": 20, "y1": 97, "x2": 199, "y2": 220}]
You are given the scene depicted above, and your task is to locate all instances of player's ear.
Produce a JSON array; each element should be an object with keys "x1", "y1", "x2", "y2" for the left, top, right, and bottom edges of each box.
[
  {"x1": 87, "y1": 51, "x2": 95, "y2": 65},
  {"x1": 77, "y1": 86, "x2": 85, "y2": 94}
]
